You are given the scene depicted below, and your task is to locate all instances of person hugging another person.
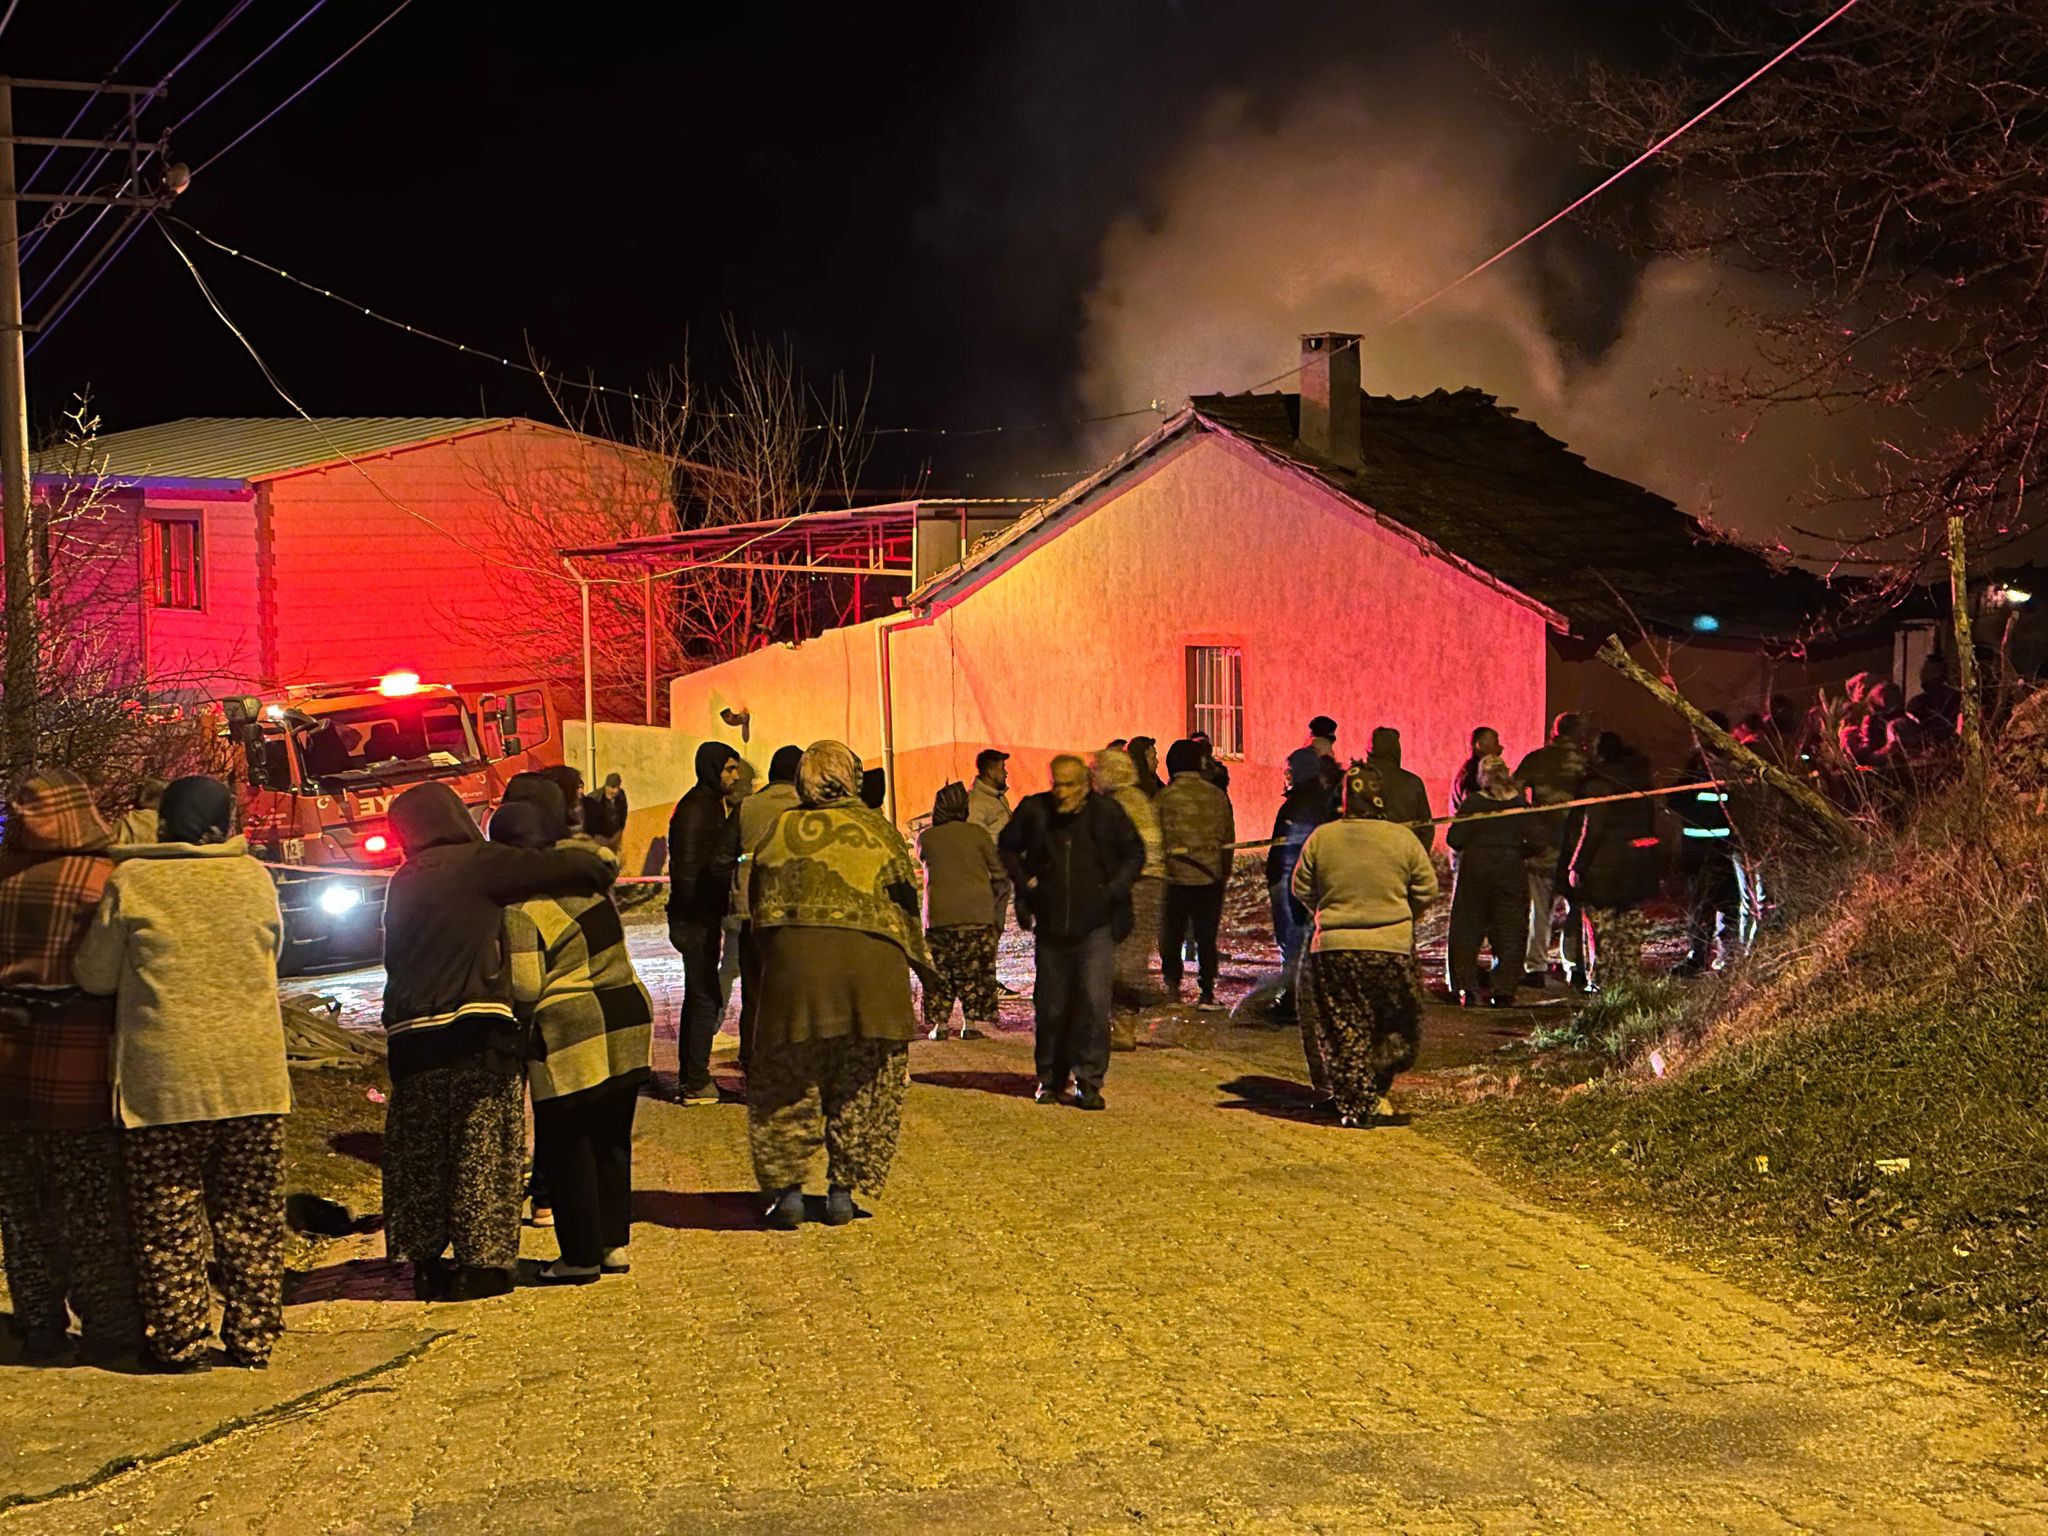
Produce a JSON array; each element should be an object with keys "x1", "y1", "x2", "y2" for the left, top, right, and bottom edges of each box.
[
  {"x1": 74, "y1": 776, "x2": 290, "y2": 1372},
  {"x1": 380, "y1": 781, "x2": 617, "y2": 1303},
  {"x1": 490, "y1": 779, "x2": 653, "y2": 1285},
  {"x1": 0, "y1": 770, "x2": 142, "y2": 1363}
]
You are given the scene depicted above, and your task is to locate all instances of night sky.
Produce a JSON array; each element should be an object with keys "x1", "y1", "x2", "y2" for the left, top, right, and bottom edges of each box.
[{"x1": 11, "y1": 2, "x2": 1675, "y2": 493}]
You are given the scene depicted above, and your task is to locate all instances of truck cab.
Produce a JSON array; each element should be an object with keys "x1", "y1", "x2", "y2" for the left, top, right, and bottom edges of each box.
[{"x1": 220, "y1": 672, "x2": 559, "y2": 973}]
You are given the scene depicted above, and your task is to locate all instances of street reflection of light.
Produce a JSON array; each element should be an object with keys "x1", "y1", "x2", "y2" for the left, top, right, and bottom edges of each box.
[{"x1": 319, "y1": 884, "x2": 363, "y2": 916}]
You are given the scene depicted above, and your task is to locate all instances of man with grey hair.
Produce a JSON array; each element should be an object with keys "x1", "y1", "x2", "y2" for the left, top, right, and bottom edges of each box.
[{"x1": 999, "y1": 754, "x2": 1144, "y2": 1110}]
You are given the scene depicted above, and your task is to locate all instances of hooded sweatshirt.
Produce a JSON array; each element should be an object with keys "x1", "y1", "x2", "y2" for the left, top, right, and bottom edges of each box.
[
  {"x1": 1155, "y1": 740, "x2": 1236, "y2": 886},
  {"x1": 0, "y1": 771, "x2": 120, "y2": 1129},
  {"x1": 667, "y1": 742, "x2": 741, "y2": 929},
  {"x1": 1561, "y1": 751, "x2": 1660, "y2": 910},
  {"x1": 1364, "y1": 730, "x2": 1436, "y2": 850},
  {"x1": 918, "y1": 782, "x2": 1007, "y2": 928},
  {"x1": 73, "y1": 833, "x2": 291, "y2": 1129},
  {"x1": 380, "y1": 781, "x2": 615, "y2": 1079},
  {"x1": 1095, "y1": 749, "x2": 1165, "y2": 880},
  {"x1": 1264, "y1": 748, "x2": 1335, "y2": 887}
]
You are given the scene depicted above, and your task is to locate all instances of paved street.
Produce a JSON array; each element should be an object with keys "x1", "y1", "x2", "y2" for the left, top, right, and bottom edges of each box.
[{"x1": 5, "y1": 1008, "x2": 2048, "y2": 1533}]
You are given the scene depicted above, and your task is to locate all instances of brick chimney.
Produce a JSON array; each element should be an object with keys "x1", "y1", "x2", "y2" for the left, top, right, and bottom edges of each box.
[{"x1": 1296, "y1": 331, "x2": 1362, "y2": 470}]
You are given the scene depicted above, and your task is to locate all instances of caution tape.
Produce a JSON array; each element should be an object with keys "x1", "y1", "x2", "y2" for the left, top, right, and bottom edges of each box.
[{"x1": 1219, "y1": 780, "x2": 1729, "y2": 854}]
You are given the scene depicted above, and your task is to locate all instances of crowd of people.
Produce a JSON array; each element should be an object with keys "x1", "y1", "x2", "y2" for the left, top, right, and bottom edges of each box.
[{"x1": 0, "y1": 653, "x2": 1959, "y2": 1368}]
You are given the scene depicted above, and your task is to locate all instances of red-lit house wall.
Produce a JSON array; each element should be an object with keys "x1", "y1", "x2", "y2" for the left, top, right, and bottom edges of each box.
[{"x1": 669, "y1": 431, "x2": 1554, "y2": 831}]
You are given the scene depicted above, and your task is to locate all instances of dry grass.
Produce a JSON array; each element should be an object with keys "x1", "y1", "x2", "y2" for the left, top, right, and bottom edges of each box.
[{"x1": 1441, "y1": 722, "x2": 2048, "y2": 1359}]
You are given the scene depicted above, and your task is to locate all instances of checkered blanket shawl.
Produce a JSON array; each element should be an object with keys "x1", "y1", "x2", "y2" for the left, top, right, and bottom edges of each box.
[{"x1": 0, "y1": 771, "x2": 117, "y2": 1128}]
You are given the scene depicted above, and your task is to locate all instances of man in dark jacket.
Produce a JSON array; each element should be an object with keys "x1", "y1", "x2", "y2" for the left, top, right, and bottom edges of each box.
[
  {"x1": 1364, "y1": 727, "x2": 1435, "y2": 849},
  {"x1": 1557, "y1": 733, "x2": 1658, "y2": 992},
  {"x1": 999, "y1": 754, "x2": 1144, "y2": 1109},
  {"x1": 1188, "y1": 731, "x2": 1231, "y2": 793},
  {"x1": 1155, "y1": 738, "x2": 1236, "y2": 1011},
  {"x1": 1513, "y1": 712, "x2": 1587, "y2": 987},
  {"x1": 667, "y1": 742, "x2": 743, "y2": 1103},
  {"x1": 1449, "y1": 725, "x2": 1501, "y2": 818},
  {"x1": 583, "y1": 773, "x2": 629, "y2": 852}
]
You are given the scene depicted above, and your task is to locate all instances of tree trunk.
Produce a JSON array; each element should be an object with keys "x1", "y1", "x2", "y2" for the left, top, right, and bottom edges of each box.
[
  {"x1": 1949, "y1": 515, "x2": 1987, "y2": 795},
  {"x1": 1595, "y1": 636, "x2": 1864, "y2": 847}
]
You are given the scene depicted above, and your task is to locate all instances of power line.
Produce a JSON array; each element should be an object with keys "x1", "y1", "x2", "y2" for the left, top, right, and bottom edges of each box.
[
  {"x1": 1226, "y1": 0, "x2": 1867, "y2": 399},
  {"x1": 166, "y1": 218, "x2": 1169, "y2": 439},
  {"x1": 190, "y1": 0, "x2": 414, "y2": 178},
  {"x1": 165, "y1": 0, "x2": 328, "y2": 137}
]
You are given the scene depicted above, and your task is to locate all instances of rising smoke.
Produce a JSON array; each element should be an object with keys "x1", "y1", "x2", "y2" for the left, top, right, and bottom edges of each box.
[{"x1": 1072, "y1": 73, "x2": 1869, "y2": 553}]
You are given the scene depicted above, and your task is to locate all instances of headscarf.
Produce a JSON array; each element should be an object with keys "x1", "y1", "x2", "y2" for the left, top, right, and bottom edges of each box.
[
  {"x1": 487, "y1": 798, "x2": 553, "y2": 850},
  {"x1": 1477, "y1": 754, "x2": 1519, "y2": 800},
  {"x1": 0, "y1": 769, "x2": 115, "y2": 989},
  {"x1": 931, "y1": 781, "x2": 970, "y2": 824},
  {"x1": 797, "y1": 739, "x2": 864, "y2": 808},
  {"x1": 389, "y1": 781, "x2": 482, "y2": 856},
  {"x1": 1164, "y1": 739, "x2": 1205, "y2": 778},
  {"x1": 750, "y1": 765, "x2": 934, "y2": 982},
  {"x1": 1093, "y1": 748, "x2": 1138, "y2": 794},
  {"x1": 159, "y1": 775, "x2": 236, "y2": 844},
  {"x1": 501, "y1": 772, "x2": 570, "y2": 842},
  {"x1": 1127, "y1": 736, "x2": 1164, "y2": 797},
  {"x1": 1343, "y1": 762, "x2": 1389, "y2": 820}
]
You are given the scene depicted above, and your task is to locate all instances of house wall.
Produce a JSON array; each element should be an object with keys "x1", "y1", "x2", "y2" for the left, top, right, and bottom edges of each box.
[
  {"x1": 262, "y1": 423, "x2": 662, "y2": 694},
  {"x1": 42, "y1": 488, "x2": 146, "y2": 690},
  {"x1": 563, "y1": 720, "x2": 705, "y2": 876},
  {"x1": 672, "y1": 433, "x2": 1553, "y2": 831},
  {"x1": 141, "y1": 492, "x2": 266, "y2": 693}
]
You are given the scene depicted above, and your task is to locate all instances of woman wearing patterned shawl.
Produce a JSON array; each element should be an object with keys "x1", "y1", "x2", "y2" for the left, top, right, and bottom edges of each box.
[
  {"x1": 0, "y1": 771, "x2": 141, "y2": 1360},
  {"x1": 747, "y1": 740, "x2": 932, "y2": 1230}
]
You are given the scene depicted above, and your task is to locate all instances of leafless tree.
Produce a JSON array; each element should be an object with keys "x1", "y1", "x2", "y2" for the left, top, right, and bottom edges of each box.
[
  {"x1": 462, "y1": 321, "x2": 871, "y2": 722},
  {"x1": 1494, "y1": 0, "x2": 2048, "y2": 598}
]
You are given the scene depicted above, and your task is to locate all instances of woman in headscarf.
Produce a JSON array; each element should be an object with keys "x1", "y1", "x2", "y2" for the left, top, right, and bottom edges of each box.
[
  {"x1": 491, "y1": 789, "x2": 653, "y2": 1284},
  {"x1": 1445, "y1": 755, "x2": 1543, "y2": 1007},
  {"x1": 917, "y1": 781, "x2": 1005, "y2": 1041},
  {"x1": 0, "y1": 770, "x2": 141, "y2": 1362},
  {"x1": 1290, "y1": 764, "x2": 1439, "y2": 1129},
  {"x1": 380, "y1": 781, "x2": 615, "y2": 1301},
  {"x1": 1093, "y1": 747, "x2": 1165, "y2": 1026},
  {"x1": 748, "y1": 740, "x2": 930, "y2": 1229},
  {"x1": 74, "y1": 776, "x2": 289, "y2": 1372}
]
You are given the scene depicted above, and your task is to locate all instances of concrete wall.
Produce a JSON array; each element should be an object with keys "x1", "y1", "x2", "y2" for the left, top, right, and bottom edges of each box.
[
  {"x1": 563, "y1": 720, "x2": 704, "y2": 877},
  {"x1": 671, "y1": 431, "x2": 1553, "y2": 831}
]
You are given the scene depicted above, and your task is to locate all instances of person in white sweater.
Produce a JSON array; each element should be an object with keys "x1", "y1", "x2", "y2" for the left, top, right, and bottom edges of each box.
[
  {"x1": 1290, "y1": 763, "x2": 1439, "y2": 1128},
  {"x1": 75, "y1": 776, "x2": 289, "y2": 1373}
]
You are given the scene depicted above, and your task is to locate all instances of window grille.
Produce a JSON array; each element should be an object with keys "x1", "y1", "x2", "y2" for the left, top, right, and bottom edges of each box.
[{"x1": 1185, "y1": 645, "x2": 1244, "y2": 758}]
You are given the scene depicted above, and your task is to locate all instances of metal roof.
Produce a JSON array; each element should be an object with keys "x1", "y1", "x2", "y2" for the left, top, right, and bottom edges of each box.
[
  {"x1": 31, "y1": 417, "x2": 525, "y2": 487},
  {"x1": 562, "y1": 500, "x2": 1031, "y2": 574}
]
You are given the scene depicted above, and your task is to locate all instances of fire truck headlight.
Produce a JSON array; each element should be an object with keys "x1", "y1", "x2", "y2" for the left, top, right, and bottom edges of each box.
[{"x1": 319, "y1": 884, "x2": 364, "y2": 917}]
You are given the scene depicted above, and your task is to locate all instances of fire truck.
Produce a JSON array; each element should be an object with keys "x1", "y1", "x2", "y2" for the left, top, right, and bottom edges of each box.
[{"x1": 218, "y1": 672, "x2": 560, "y2": 975}]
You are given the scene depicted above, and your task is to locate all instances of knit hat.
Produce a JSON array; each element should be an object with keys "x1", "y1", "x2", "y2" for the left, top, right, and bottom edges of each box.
[
  {"x1": 488, "y1": 798, "x2": 553, "y2": 850},
  {"x1": 1164, "y1": 739, "x2": 1205, "y2": 777},
  {"x1": 1308, "y1": 715, "x2": 1338, "y2": 740}
]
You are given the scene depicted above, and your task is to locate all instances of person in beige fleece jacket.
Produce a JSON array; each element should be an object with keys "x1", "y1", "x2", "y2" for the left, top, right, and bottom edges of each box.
[
  {"x1": 1290, "y1": 763, "x2": 1439, "y2": 1129},
  {"x1": 75, "y1": 776, "x2": 288, "y2": 1373}
]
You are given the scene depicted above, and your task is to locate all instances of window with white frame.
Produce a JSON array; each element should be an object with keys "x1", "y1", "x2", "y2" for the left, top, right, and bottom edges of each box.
[
  {"x1": 1185, "y1": 645, "x2": 1244, "y2": 758},
  {"x1": 150, "y1": 516, "x2": 203, "y2": 610}
]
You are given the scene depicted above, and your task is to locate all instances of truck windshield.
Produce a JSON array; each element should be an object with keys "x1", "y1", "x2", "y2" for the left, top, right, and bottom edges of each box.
[{"x1": 294, "y1": 698, "x2": 479, "y2": 780}]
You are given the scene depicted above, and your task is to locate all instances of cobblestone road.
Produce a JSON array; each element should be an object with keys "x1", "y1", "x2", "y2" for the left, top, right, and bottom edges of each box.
[{"x1": 8, "y1": 1015, "x2": 2048, "y2": 1534}]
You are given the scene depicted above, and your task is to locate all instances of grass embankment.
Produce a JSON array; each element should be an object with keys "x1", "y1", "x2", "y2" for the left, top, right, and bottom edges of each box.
[{"x1": 1439, "y1": 782, "x2": 2048, "y2": 1361}]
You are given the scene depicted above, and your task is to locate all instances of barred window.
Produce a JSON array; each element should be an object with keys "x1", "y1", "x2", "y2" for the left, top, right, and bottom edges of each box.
[
  {"x1": 151, "y1": 517, "x2": 203, "y2": 610},
  {"x1": 1185, "y1": 645, "x2": 1244, "y2": 759}
]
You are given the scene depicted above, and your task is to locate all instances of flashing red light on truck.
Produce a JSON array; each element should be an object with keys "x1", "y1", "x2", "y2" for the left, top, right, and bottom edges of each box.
[{"x1": 378, "y1": 670, "x2": 423, "y2": 698}]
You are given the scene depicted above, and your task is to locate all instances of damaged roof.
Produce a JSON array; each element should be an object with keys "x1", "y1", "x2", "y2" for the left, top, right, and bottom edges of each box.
[{"x1": 911, "y1": 386, "x2": 1830, "y2": 641}]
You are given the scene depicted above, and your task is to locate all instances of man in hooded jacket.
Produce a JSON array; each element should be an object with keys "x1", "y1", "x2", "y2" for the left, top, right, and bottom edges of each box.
[
  {"x1": 1265, "y1": 747, "x2": 1335, "y2": 1021},
  {"x1": 1363, "y1": 727, "x2": 1435, "y2": 850},
  {"x1": 668, "y1": 742, "x2": 743, "y2": 1102}
]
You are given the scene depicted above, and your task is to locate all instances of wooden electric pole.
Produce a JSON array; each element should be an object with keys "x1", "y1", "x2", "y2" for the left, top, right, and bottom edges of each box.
[{"x1": 0, "y1": 76, "x2": 177, "y2": 771}]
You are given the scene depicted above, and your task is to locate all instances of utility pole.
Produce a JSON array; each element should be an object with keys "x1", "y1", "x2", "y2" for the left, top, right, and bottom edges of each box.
[
  {"x1": 0, "y1": 78, "x2": 36, "y2": 771},
  {"x1": 0, "y1": 76, "x2": 179, "y2": 771}
]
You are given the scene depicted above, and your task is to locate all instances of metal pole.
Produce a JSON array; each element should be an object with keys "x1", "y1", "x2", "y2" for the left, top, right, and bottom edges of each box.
[
  {"x1": 642, "y1": 568, "x2": 655, "y2": 726},
  {"x1": 579, "y1": 570, "x2": 596, "y2": 781},
  {"x1": 0, "y1": 78, "x2": 40, "y2": 771}
]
